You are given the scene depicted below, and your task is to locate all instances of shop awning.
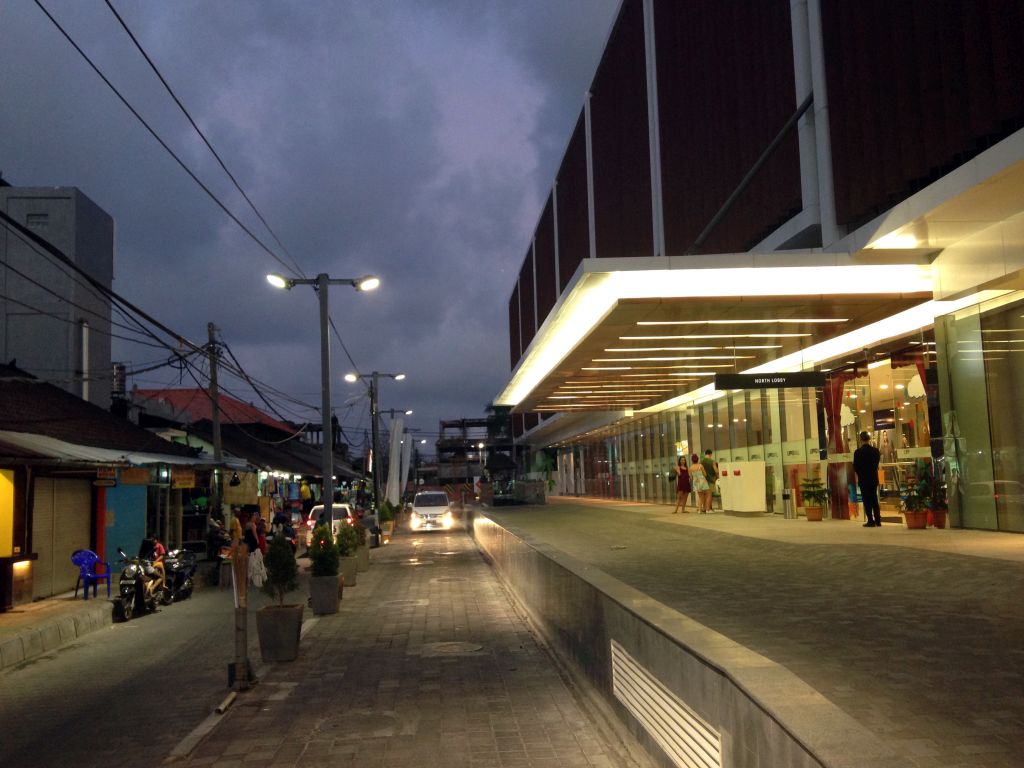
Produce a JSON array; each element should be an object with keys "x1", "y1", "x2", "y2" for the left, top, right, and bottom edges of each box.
[{"x1": 0, "y1": 430, "x2": 210, "y2": 466}]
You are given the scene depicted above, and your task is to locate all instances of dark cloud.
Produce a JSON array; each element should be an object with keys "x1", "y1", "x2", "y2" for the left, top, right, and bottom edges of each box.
[{"x1": 0, "y1": 0, "x2": 620, "y2": 446}]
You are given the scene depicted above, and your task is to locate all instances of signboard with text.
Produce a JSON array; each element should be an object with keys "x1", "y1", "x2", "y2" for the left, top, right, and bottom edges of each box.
[
  {"x1": 171, "y1": 468, "x2": 196, "y2": 489},
  {"x1": 715, "y1": 372, "x2": 827, "y2": 390}
]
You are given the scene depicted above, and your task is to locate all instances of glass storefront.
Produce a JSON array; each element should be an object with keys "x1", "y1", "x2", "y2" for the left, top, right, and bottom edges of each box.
[
  {"x1": 553, "y1": 291, "x2": 1024, "y2": 533},
  {"x1": 937, "y1": 292, "x2": 1024, "y2": 532},
  {"x1": 557, "y1": 333, "x2": 950, "y2": 524}
]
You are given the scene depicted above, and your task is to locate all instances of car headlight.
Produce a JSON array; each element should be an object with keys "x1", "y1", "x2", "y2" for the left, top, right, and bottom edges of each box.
[
  {"x1": 441, "y1": 511, "x2": 453, "y2": 529},
  {"x1": 410, "y1": 512, "x2": 422, "y2": 529}
]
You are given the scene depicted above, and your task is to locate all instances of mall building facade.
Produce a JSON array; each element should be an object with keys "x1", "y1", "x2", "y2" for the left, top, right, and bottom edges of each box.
[{"x1": 496, "y1": 0, "x2": 1024, "y2": 532}]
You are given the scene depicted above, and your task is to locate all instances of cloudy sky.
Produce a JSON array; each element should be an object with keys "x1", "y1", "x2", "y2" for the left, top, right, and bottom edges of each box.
[{"x1": 0, "y1": 0, "x2": 620, "y2": 452}]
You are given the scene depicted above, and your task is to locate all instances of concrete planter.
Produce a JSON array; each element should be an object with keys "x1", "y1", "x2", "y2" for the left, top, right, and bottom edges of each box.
[
  {"x1": 256, "y1": 604, "x2": 304, "y2": 662},
  {"x1": 340, "y1": 555, "x2": 358, "y2": 587},
  {"x1": 805, "y1": 505, "x2": 824, "y2": 522},
  {"x1": 309, "y1": 574, "x2": 340, "y2": 615},
  {"x1": 356, "y1": 546, "x2": 370, "y2": 572}
]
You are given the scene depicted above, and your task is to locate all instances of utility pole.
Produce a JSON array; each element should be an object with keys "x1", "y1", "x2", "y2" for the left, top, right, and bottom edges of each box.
[
  {"x1": 208, "y1": 323, "x2": 223, "y2": 517},
  {"x1": 210, "y1": 322, "x2": 249, "y2": 691},
  {"x1": 370, "y1": 374, "x2": 381, "y2": 516}
]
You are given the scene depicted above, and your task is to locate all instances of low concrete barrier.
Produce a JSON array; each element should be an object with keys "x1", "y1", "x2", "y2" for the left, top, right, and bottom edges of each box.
[
  {"x1": 470, "y1": 511, "x2": 908, "y2": 768},
  {"x1": 0, "y1": 600, "x2": 113, "y2": 671}
]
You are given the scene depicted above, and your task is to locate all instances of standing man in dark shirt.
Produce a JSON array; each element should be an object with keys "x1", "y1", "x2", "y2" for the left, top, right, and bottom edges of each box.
[
  {"x1": 700, "y1": 449, "x2": 719, "y2": 513},
  {"x1": 853, "y1": 431, "x2": 882, "y2": 527}
]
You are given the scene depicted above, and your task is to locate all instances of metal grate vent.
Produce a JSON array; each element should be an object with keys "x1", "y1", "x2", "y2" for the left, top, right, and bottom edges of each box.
[{"x1": 611, "y1": 639, "x2": 721, "y2": 768}]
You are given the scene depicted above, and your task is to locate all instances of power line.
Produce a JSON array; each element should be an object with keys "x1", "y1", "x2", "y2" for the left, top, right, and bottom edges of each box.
[
  {"x1": 101, "y1": 0, "x2": 307, "y2": 281},
  {"x1": 32, "y1": 0, "x2": 297, "y2": 279},
  {"x1": 35, "y1": 0, "x2": 369, "y2": 383},
  {"x1": 0, "y1": 208, "x2": 203, "y2": 355},
  {"x1": 0, "y1": 288, "x2": 168, "y2": 351}
]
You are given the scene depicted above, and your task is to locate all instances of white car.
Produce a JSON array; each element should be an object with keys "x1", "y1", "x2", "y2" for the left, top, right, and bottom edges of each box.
[
  {"x1": 409, "y1": 491, "x2": 458, "y2": 532},
  {"x1": 304, "y1": 503, "x2": 354, "y2": 547}
]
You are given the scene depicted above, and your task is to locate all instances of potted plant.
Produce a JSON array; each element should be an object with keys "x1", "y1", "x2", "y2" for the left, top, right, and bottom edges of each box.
[
  {"x1": 898, "y1": 467, "x2": 930, "y2": 529},
  {"x1": 799, "y1": 475, "x2": 829, "y2": 521},
  {"x1": 926, "y1": 465, "x2": 948, "y2": 529},
  {"x1": 354, "y1": 522, "x2": 370, "y2": 572},
  {"x1": 337, "y1": 523, "x2": 359, "y2": 587},
  {"x1": 379, "y1": 501, "x2": 396, "y2": 543},
  {"x1": 256, "y1": 535, "x2": 303, "y2": 661},
  {"x1": 306, "y1": 523, "x2": 340, "y2": 615}
]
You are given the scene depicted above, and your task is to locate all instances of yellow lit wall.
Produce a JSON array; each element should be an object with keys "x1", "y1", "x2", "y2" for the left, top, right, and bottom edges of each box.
[{"x1": 0, "y1": 469, "x2": 13, "y2": 557}]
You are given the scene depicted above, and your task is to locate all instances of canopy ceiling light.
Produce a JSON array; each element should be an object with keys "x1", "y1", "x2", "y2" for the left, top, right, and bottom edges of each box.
[{"x1": 494, "y1": 261, "x2": 933, "y2": 411}]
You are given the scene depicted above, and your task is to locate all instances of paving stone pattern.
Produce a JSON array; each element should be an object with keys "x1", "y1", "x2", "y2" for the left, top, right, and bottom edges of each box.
[
  {"x1": 486, "y1": 502, "x2": 1024, "y2": 768},
  {"x1": 179, "y1": 532, "x2": 647, "y2": 768},
  {"x1": 0, "y1": 584, "x2": 242, "y2": 768}
]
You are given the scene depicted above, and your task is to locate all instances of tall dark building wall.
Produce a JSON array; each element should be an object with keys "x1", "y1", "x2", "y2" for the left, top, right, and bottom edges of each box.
[
  {"x1": 534, "y1": 196, "x2": 557, "y2": 326},
  {"x1": 655, "y1": 0, "x2": 801, "y2": 254},
  {"x1": 822, "y1": 0, "x2": 1024, "y2": 229},
  {"x1": 518, "y1": 252, "x2": 536, "y2": 353},
  {"x1": 508, "y1": 284, "x2": 520, "y2": 371},
  {"x1": 556, "y1": 114, "x2": 590, "y2": 292},
  {"x1": 590, "y1": 0, "x2": 654, "y2": 260}
]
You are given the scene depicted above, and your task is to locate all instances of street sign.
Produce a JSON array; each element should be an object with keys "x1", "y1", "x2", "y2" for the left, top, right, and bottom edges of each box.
[{"x1": 715, "y1": 372, "x2": 826, "y2": 390}]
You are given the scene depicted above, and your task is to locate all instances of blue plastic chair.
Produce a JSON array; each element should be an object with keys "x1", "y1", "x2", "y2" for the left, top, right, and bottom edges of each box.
[{"x1": 71, "y1": 549, "x2": 112, "y2": 599}]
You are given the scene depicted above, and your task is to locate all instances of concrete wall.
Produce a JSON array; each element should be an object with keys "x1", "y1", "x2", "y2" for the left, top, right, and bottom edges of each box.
[
  {"x1": 0, "y1": 187, "x2": 113, "y2": 409},
  {"x1": 470, "y1": 512, "x2": 909, "y2": 768}
]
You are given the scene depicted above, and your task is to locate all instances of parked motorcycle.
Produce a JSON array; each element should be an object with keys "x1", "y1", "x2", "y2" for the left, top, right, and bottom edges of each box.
[
  {"x1": 113, "y1": 546, "x2": 168, "y2": 621},
  {"x1": 162, "y1": 548, "x2": 198, "y2": 602}
]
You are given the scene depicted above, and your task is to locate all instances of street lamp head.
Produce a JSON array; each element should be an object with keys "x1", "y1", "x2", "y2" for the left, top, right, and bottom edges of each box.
[
  {"x1": 266, "y1": 273, "x2": 292, "y2": 290},
  {"x1": 394, "y1": 373, "x2": 406, "y2": 381},
  {"x1": 420, "y1": 439, "x2": 427, "y2": 444},
  {"x1": 355, "y1": 275, "x2": 380, "y2": 292},
  {"x1": 405, "y1": 409, "x2": 413, "y2": 415},
  {"x1": 344, "y1": 373, "x2": 359, "y2": 383}
]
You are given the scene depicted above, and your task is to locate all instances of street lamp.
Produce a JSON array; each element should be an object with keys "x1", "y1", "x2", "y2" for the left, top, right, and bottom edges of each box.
[
  {"x1": 267, "y1": 272, "x2": 379, "y2": 512},
  {"x1": 344, "y1": 371, "x2": 405, "y2": 519}
]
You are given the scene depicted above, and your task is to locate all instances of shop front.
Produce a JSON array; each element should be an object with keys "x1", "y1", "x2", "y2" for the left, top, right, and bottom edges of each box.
[
  {"x1": 936, "y1": 291, "x2": 1024, "y2": 533},
  {"x1": 555, "y1": 331, "x2": 949, "y2": 525}
]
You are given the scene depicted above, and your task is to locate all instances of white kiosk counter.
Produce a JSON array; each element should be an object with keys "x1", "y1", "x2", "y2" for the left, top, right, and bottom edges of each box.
[{"x1": 717, "y1": 461, "x2": 767, "y2": 516}]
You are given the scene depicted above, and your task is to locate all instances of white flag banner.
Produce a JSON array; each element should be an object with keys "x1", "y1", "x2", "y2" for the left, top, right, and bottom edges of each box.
[
  {"x1": 399, "y1": 435, "x2": 412, "y2": 501},
  {"x1": 386, "y1": 417, "x2": 404, "y2": 506}
]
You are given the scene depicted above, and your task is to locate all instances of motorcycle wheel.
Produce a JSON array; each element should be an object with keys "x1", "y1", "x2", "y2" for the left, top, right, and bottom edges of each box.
[
  {"x1": 159, "y1": 586, "x2": 173, "y2": 606},
  {"x1": 181, "y1": 578, "x2": 194, "y2": 599},
  {"x1": 115, "y1": 597, "x2": 133, "y2": 621}
]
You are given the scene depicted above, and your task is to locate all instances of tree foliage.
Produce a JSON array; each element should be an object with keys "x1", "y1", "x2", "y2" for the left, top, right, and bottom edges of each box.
[
  {"x1": 262, "y1": 534, "x2": 299, "y2": 606},
  {"x1": 307, "y1": 523, "x2": 339, "y2": 577}
]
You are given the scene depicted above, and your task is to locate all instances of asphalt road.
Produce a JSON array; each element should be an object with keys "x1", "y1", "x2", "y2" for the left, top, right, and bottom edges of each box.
[
  {"x1": 0, "y1": 571, "x2": 274, "y2": 768},
  {"x1": 484, "y1": 502, "x2": 1024, "y2": 767}
]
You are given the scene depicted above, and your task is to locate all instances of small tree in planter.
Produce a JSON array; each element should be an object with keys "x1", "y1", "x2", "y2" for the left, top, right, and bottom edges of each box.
[
  {"x1": 337, "y1": 523, "x2": 359, "y2": 587},
  {"x1": 800, "y1": 475, "x2": 829, "y2": 521},
  {"x1": 379, "y1": 501, "x2": 396, "y2": 542},
  {"x1": 307, "y1": 524, "x2": 340, "y2": 614},
  {"x1": 257, "y1": 535, "x2": 303, "y2": 661},
  {"x1": 354, "y1": 521, "x2": 370, "y2": 572}
]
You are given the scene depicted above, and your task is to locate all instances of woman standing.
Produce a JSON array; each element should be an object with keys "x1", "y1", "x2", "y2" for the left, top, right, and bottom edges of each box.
[
  {"x1": 672, "y1": 455, "x2": 692, "y2": 513},
  {"x1": 689, "y1": 453, "x2": 711, "y2": 513}
]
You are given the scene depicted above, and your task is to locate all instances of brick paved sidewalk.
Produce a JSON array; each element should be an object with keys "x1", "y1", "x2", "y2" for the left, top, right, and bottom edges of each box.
[{"x1": 173, "y1": 531, "x2": 648, "y2": 768}]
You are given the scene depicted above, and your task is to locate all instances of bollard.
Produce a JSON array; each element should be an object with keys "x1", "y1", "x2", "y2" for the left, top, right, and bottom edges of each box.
[{"x1": 782, "y1": 491, "x2": 795, "y2": 519}]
